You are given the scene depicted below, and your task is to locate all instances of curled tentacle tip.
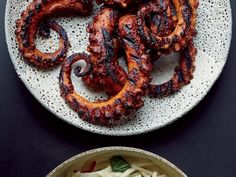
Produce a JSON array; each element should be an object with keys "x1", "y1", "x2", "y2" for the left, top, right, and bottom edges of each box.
[
  {"x1": 68, "y1": 53, "x2": 92, "y2": 77},
  {"x1": 39, "y1": 21, "x2": 52, "y2": 39},
  {"x1": 74, "y1": 66, "x2": 83, "y2": 77}
]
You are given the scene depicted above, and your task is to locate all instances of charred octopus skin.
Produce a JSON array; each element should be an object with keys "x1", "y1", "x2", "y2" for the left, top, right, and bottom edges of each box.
[
  {"x1": 148, "y1": 40, "x2": 197, "y2": 97},
  {"x1": 81, "y1": 0, "x2": 199, "y2": 98},
  {"x1": 83, "y1": 0, "x2": 199, "y2": 98},
  {"x1": 149, "y1": 0, "x2": 177, "y2": 37},
  {"x1": 59, "y1": 15, "x2": 152, "y2": 124},
  {"x1": 96, "y1": 0, "x2": 135, "y2": 8},
  {"x1": 96, "y1": 0, "x2": 166, "y2": 9},
  {"x1": 147, "y1": 0, "x2": 178, "y2": 60},
  {"x1": 81, "y1": 8, "x2": 127, "y2": 96},
  {"x1": 81, "y1": 1, "x2": 170, "y2": 96},
  {"x1": 145, "y1": 0, "x2": 198, "y2": 96},
  {"x1": 15, "y1": 0, "x2": 93, "y2": 68},
  {"x1": 136, "y1": 0, "x2": 199, "y2": 52}
]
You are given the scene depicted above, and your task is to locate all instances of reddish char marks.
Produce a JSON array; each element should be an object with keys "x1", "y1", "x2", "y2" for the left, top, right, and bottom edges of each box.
[
  {"x1": 16, "y1": 0, "x2": 198, "y2": 125},
  {"x1": 148, "y1": 41, "x2": 197, "y2": 97},
  {"x1": 82, "y1": 8, "x2": 127, "y2": 96},
  {"x1": 59, "y1": 14, "x2": 152, "y2": 124},
  {"x1": 15, "y1": 0, "x2": 92, "y2": 68}
]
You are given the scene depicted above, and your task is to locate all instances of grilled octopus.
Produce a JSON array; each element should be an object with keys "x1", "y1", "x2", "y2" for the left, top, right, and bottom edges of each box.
[
  {"x1": 146, "y1": 0, "x2": 198, "y2": 96},
  {"x1": 59, "y1": 15, "x2": 152, "y2": 124},
  {"x1": 95, "y1": 0, "x2": 168, "y2": 9},
  {"x1": 149, "y1": 0, "x2": 177, "y2": 37},
  {"x1": 136, "y1": 0, "x2": 199, "y2": 51},
  {"x1": 148, "y1": 40, "x2": 197, "y2": 97},
  {"x1": 80, "y1": 8, "x2": 127, "y2": 96},
  {"x1": 15, "y1": 0, "x2": 199, "y2": 123},
  {"x1": 81, "y1": 0, "x2": 168, "y2": 96},
  {"x1": 15, "y1": 0, "x2": 92, "y2": 68},
  {"x1": 96, "y1": 0, "x2": 135, "y2": 8},
  {"x1": 83, "y1": 0, "x2": 198, "y2": 97},
  {"x1": 89, "y1": 0, "x2": 198, "y2": 97}
]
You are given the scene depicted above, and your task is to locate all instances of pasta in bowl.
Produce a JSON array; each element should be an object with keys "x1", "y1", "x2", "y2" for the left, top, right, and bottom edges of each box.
[{"x1": 47, "y1": 147, "x2": 187, "y2": 177}]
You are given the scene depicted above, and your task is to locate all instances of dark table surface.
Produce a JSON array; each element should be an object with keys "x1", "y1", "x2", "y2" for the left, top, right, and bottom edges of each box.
[{"x1": 0, "y1": 1, "x2": 236, "y2": 177}]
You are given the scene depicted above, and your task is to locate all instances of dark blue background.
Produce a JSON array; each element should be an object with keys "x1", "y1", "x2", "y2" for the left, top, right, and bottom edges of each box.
[{"x1": 0, "y1": 1, "x2": 235, "y2": 177}]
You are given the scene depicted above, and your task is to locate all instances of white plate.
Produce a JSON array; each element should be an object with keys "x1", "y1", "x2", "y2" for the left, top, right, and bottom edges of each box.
[{"x1": 5, "y1": 0, "x2": 232, "y2": 136}]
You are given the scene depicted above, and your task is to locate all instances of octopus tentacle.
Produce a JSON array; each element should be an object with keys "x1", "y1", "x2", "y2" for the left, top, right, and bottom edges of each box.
[
  {"x1": 72, "y1": 54, "x2": 92, "y2": 78},
  {"x1": 148, "y1": 40, "x2": 197, "y2": 97},
  {"x1": 15, "y1": 0, "x2": 93, "y2": 68},
  {"x1": 148, "y1": 0, "x2": 178, "y2": 62},
  {"x1": 95, "y1": 0, "x2": 163, "y2": 9},
  {"x1": 183, "y1": 0, "x2": 199, "y2": 39},
  {"x1": 38, "y1": 20, "x2": 52, "y2": 39},
  {"x1": 59, "y1": 15, "x2": 152, "y2": 124},
  {"x1": 136, "y1": 0, "x2": 199, "y2": 51},
  {"x1": 96, "y1": 0, "x2": 136, "y2": 8},
  {"x1": 82, "y1": 8, "x2": 127, "y2": 96},
  {"x1": 149, "y1": 0, "x2": 177, "y2": 37},
  {"x1": 82, "y1": 0, "x2": 198, "y2": 98},
  {"x1": 82, "y1": 1, "x2": 169, "y2": 96},
  {"x1": 130, "y1": 0, "x2": 198, "y2": 97}
]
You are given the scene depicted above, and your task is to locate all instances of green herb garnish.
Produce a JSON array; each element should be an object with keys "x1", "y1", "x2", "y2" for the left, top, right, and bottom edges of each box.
[{"x1": 110, "y1": 156, "x2": 131, "y2": 172}]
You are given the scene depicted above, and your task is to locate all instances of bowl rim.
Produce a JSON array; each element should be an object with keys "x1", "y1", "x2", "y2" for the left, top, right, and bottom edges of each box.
[{"x1": 46, "y1": 146, "x2": 187, "y2": 177}]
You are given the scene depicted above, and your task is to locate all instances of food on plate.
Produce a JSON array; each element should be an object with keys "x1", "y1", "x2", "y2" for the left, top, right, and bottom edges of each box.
[
  {"x1": 148, "y1": 40, "x2": 197, "y2": 97},
  {"x1": 149, "y1": 0, "x2": 177, "y2": 38},
  {"x1": 66, "y1": 155, "x2": 168, "y2": 177},
  {"x1": 136, "y1": 0, "x2": 199, "y2": 52},
  {"x1": 81, "y1": 8, "x2": 127, "y2": 96},
  {"x1": 80, "y1": 0, "x2": 198, "y2": 98},
  {"x1": 95, "y1": 0, "x2": 136, "y2": 8},
  {"x1": 15, "y1": 0, "x2": 92, "y2": 68},
  {"x1": 59, "y1": 15, "x2": 152, "y2": 124},
  {"x1": 144, "y1": 0, "x2": 198, "y2": 96},
  {"x1": 16, "y1": 0, "x2": 199, "y2": 124}
]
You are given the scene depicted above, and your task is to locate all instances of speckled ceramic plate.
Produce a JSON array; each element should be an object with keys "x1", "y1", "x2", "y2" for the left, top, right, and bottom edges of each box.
[
  {"x1": 5, "y1": 0, "x2": 232, "y2": 135},
  {"x1": 46, "y1": 147, "x2": 187, "y2": 177}
]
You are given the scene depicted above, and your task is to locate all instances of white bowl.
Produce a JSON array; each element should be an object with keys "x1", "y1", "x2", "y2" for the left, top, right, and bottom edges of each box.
[{"x1": 47, "y1": 147, "x2": 187, "y2": 177}]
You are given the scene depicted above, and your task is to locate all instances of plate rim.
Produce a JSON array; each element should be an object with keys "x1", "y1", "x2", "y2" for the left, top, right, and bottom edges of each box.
[{"x1": 5, "y1": 0, "x2": 233, "y2": 136}]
